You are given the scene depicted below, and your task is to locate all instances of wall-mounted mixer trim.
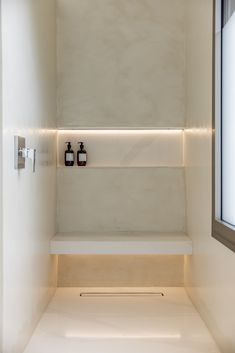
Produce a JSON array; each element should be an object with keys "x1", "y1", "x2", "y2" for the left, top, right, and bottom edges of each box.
[{"x1": 14, "y1": 136, "x2": 36, "y2": 172}]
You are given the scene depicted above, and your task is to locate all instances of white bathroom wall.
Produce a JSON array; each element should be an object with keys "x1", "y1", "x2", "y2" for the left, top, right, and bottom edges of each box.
[
  {"x1": 185, "y1": 1, "x2": 235, "y2": 352},
  {"x1": 56, "y1": 0, "x2": 187, "y2": 242},
  {"x1": 0, "y1": 1, "x2": 3, "y2": 350},
  {"x1": 1, "y1": 1, "x2": 57, "y2": 353},
  {"x1": 57, "y1": 167, "x2": 186, "y2": 233},
  {"x1": 57, "y1": 0, "x2": 186, "y2": 128},
  {"x1": 57, "y1": 255, "x2": 184, "y2": 287},
  {"x1": 56, "y1": 127, "x2": 186, "y2": 289}
]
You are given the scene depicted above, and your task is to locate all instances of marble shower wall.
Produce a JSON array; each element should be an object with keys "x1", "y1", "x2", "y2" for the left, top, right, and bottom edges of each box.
[
  {"x1": 57, "y1": 167, "x2": 186, "y2": 233},
  {"x1": 57, "y1": 0, "x2": 186, "y2": 128},
  {"x1": 56, "y1": 0, "x2": 187, "y2": 288},
  {"x1": 57, "y1": 255, "x2": 184, "y2": 287}
]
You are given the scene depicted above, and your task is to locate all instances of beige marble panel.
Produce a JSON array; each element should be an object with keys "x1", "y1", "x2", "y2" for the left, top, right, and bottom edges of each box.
[
  {"x1": 57, "y1": 0, "x2": 186, "y2": 128},
  {"x1": 57, "y1": 255, "x2": 184, "y2": 287},
  {"x1": 57, "y1": 167, "x2": 186, "y2": 233},
  {"x1": 23, "y1": 287, "x2": 220, "y2": 353}
]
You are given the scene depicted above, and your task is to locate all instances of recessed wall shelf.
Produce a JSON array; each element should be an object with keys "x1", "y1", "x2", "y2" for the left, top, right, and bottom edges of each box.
[
  {"x1": 50, "y1": 232, "x2": 192, "y2": 255},
  {"x1": 57, "y1": 129, "x2": 184, "y2": 168}
]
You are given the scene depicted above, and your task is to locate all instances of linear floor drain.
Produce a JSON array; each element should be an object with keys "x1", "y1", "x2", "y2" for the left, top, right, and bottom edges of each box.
[{"x1": 80, "y1": 292, "x2": 164, "y2": 297}]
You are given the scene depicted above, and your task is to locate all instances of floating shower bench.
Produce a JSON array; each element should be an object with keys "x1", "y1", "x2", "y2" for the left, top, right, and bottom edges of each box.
[{"x1": 50, "y1": 232, "x2": 192, "y2": 255}]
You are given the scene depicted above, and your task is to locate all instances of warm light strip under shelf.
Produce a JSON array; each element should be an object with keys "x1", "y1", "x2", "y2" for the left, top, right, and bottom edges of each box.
[{"x1": 58, "y1": 129, "x2": 184, "y2": 135}]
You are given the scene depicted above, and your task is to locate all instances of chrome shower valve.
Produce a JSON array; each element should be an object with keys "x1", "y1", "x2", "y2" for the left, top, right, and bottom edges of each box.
[
  {"x1": 14, "y1": 136, "x2": 36, "y2": 173},
  {"x1": 19, "y1": 147, "x2": 36, "y2": 172}
]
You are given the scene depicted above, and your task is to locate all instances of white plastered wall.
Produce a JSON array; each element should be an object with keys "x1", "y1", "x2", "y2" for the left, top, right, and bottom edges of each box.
[
  {"x1": 0, "y1": 0, "x2": 3, "y2": 350},
  {"x1": 185, "y1": 1, "x2": 235, "y2": 352},
  {"x1": 1, "y1": 1, "x2": 57, "y2": 352}
]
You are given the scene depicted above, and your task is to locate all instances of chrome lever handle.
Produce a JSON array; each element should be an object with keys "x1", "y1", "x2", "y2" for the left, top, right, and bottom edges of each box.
[
  {"x1": 19, "y1": 147, "x2": 36, "y2": 172},
  {"x1": 27, "y1": 148, "x2": 36, "y2": 173}
]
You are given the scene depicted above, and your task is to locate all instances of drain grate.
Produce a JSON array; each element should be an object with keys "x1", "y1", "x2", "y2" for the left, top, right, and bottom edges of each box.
[{"x1": 79, "y1": 291, "x2": 164, "y2": 297}]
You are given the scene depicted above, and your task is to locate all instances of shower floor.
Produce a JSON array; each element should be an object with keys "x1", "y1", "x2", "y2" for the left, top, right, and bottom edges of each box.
[{"x1": 23, "y1": 287, "x2": 220, "y2": 353}]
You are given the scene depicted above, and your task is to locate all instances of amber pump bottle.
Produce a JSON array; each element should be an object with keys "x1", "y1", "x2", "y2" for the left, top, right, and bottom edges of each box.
[
  {"x1": 77, "y1": 142, "x2": 87, "y2": 166},
  {"x1": 64, "y1": 142, "x2": 74, "y2": 166}
]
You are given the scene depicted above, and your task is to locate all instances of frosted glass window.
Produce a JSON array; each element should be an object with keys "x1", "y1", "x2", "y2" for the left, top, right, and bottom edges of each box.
[{"x1": 221, "y1": 0, "x2": 235, "y2": 226}]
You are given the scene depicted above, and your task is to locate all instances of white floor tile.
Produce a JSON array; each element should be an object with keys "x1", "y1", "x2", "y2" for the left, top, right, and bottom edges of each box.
[{"x1": 23, "y1": 288, "x2": 220, "y2": 353}]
